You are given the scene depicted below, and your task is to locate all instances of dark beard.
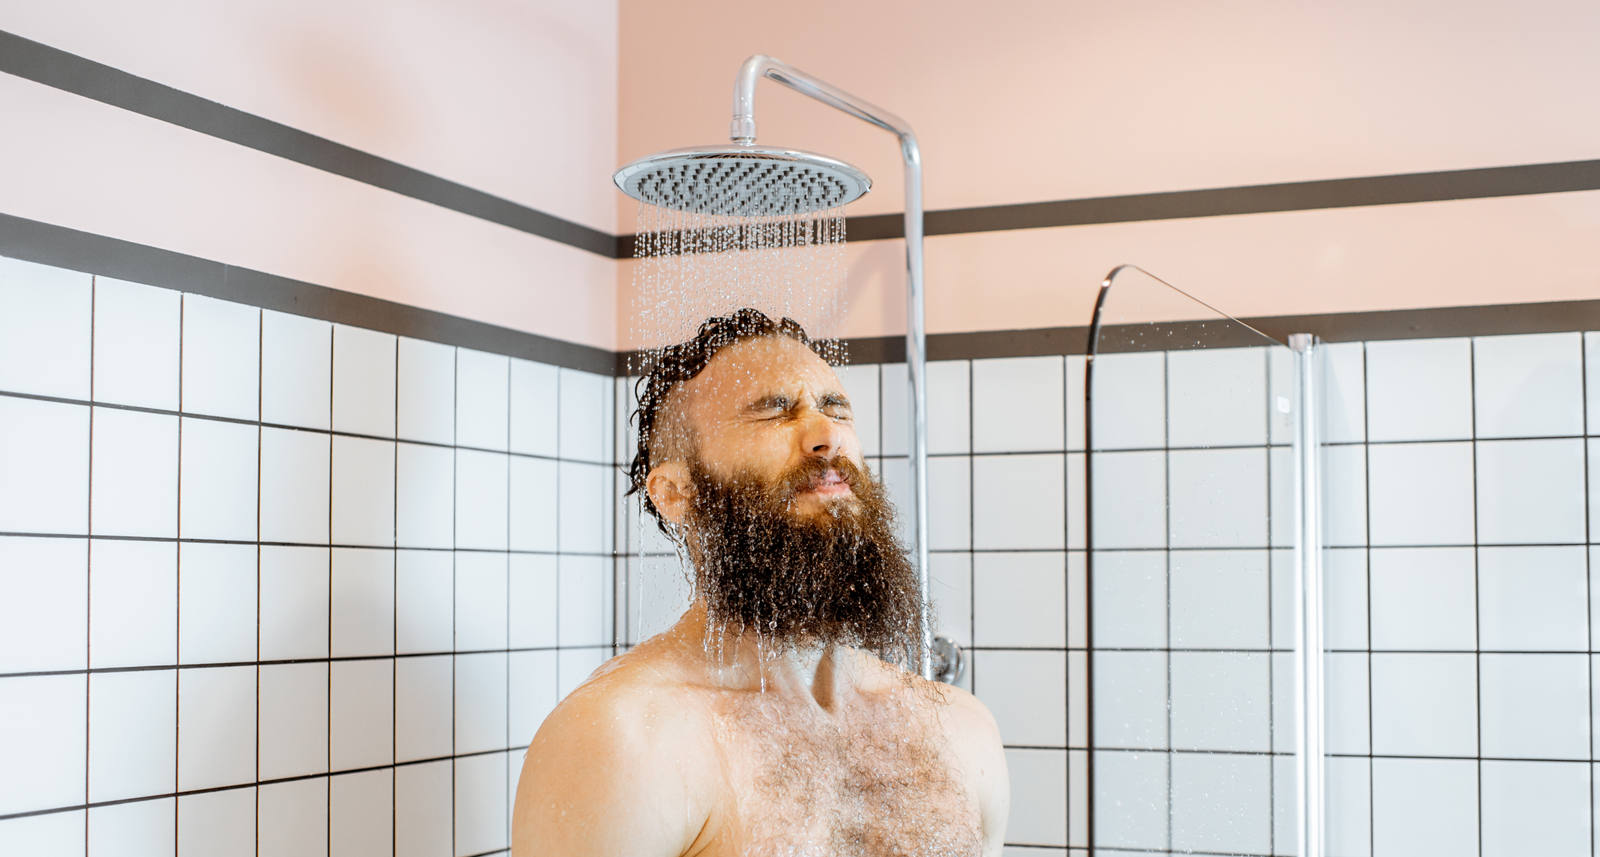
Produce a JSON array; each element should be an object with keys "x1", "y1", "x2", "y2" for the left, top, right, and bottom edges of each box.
[{"x1": 684, "y1": 456, "x2": 926, "y2": 670}]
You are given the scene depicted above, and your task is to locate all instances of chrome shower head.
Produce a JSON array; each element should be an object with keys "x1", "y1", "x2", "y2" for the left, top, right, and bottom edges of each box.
[{"x1": 613, "y1": 145, "x2": 870, "y2": 217}]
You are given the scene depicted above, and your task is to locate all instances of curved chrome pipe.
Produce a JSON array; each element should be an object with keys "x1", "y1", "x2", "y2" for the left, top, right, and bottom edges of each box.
[{"x1": 730, "y1": 55, "x2": 933, "y2": 681}]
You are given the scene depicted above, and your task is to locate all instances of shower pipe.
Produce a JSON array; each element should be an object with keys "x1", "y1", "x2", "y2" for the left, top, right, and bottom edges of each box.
[
  {"x1": 728, "y1": 55, "x2": 938, "y2": 682},
  {"x1": 1086, "y1": 265, "x2": 1324, "y2": 856}
]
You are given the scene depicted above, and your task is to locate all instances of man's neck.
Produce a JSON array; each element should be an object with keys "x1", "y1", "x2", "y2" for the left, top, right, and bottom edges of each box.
[{"x1": 672, "y1": 600, "x2": 863, "y2": 709}]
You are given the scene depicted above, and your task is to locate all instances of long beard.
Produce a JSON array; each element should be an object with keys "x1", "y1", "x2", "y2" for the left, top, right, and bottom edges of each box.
[{"x1": 684, "y1": 456, "x2": 926, "y2": 670}]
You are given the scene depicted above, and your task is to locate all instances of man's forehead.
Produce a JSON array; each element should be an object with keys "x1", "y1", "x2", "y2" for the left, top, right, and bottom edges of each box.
[{"x1": 685, "y1": 336, "x2": 841, "y2": 405}]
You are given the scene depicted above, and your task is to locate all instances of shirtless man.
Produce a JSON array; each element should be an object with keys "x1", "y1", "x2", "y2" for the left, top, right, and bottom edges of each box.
[{"x1": 511, "y1": 309, "x2": 1008, "y2": 856}]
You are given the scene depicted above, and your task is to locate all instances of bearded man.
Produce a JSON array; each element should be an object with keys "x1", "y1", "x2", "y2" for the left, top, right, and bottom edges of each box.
[{"x1": 511, "y1": 309, "x2": 1008, "y2": 856}]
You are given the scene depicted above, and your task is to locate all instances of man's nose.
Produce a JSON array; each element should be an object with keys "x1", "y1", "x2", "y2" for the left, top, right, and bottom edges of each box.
[{"x1": 798, "y1": 409, "x2": 847, "y2": 457}]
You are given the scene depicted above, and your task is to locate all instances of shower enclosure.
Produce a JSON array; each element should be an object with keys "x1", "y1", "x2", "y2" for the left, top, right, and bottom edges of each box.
[{"x1": 1084, "y1": 265, "x2": 1323, "y2": 855}]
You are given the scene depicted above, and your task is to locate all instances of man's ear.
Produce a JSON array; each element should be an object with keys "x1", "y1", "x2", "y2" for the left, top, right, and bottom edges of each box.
[{"x1": 645, "y1": 461, "x2": 693, "y2": 526}]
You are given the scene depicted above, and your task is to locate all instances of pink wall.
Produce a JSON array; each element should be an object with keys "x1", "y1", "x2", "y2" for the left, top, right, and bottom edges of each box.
[
  {"x1": 0, "y1": 0, "x2": 620, "y2": 349},
  {"x1": 617, "y1": 0, "x2": 1600, "y2": 346}
]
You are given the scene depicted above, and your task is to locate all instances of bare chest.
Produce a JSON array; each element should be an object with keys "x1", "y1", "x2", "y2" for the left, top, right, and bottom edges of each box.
[{"x1": 702, "y1": 699, "x2": 983, "y2": 857}]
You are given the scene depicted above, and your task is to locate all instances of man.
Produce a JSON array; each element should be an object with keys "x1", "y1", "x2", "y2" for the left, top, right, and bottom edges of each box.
[{"x1": 512, "y1": 309, "x2": 1008, "y2": 856}]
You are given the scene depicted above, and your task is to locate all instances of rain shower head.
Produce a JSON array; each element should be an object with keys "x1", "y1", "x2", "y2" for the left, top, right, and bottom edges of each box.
[{"x1": 612, "y1": 144, "x2": 870, "y2": 217}]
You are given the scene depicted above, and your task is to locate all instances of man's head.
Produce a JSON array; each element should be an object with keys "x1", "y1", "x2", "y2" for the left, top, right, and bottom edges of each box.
[{"x1": 626, "y1": 309, "x2": 924, "y2": 667}]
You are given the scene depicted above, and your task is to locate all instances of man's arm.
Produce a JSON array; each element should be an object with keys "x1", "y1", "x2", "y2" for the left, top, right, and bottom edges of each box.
[{"x1": 511, "y1": 678, "x2": 712, "y2": 857}]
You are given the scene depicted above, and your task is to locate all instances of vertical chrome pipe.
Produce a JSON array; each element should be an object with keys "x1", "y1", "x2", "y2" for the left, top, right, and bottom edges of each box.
[
  {"x1": 1290, "y1": 333, "x2": 1325, "y2": 857},
  {"x1": 728, "y1": 55, "x2": 933, "y2": 678}
]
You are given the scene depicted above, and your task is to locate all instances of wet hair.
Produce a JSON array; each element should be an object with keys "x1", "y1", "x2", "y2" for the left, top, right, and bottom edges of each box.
[{"x1": 626, "y1": 308, "x2": 832, "y2": 536}]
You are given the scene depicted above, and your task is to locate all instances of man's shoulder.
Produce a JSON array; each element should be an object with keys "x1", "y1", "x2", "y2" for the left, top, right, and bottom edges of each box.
[{"x1": 535, "y1": 644, "x2": 715, "y2": 752}]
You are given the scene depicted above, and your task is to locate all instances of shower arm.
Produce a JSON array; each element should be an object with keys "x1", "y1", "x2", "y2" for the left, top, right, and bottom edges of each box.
[{"x1": 729, "y1": 55, "x2": 934, "y2": 682}]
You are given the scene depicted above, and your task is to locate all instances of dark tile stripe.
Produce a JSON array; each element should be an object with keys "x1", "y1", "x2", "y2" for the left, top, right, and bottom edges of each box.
[
  {"x1": 0, "y1": 29, "x2": 621, "y2": 259},
  {"x1": 0, "y1": 212, "x2": 615, "y2": 374}
]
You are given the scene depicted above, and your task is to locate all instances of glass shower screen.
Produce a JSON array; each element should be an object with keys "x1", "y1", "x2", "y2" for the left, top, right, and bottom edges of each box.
[{"x1": 1082, "y1": 265, "x2": 1305, "y2": 855}]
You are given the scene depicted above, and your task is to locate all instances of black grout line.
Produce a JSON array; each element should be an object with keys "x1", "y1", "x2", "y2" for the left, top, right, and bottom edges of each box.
[
  {"x1": 1469, "y1": 335, "x2": 1485, "y2": 857},
  {"x1": 83, "y1": 276, "x2": 94, "y2": 849},
  {"x1": 255, "y1": 306, "x2": 263, "y2": 857},
  {"x1": 1583, "y1": 332, "x2": 1596, "y2": 857},
  {"x1": 173, "y1": 293, "x2": 184, "y2": 857},
  {"x1": 1362, "y1": 340, "x2": 1377, "y2": 857}
]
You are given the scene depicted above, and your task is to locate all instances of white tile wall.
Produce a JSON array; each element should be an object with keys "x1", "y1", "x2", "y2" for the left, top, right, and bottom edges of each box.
[{"x1": 0, "y1": 259, "x2": 613, "y2": 857}]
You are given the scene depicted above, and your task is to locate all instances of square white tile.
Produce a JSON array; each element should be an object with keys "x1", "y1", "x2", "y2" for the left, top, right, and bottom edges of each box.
[
  {"x1": 1588, "y1": 333, "x2": 1600, "y2": 432},
  {"x1": 1480, "y1": 760, "x2": 1589, "y2": 857},
  {"x1": 885, "y1": 360, "x2": 974, "y2": 457},
  {"x1": 0, "y1": 397, "x2": 89, "y2": 534},
  {"x1": 88, "y1": 796, "x2": 175, "y2": 857},
  {"x1": 1169, "y1": 652, "x2": 1269, "y2": 751},
  {"x1": 1066, "y1": 354, "x2": 1087, "y2": 453},
  {"x1": 0, "y1": 674, "x2": 86, "y2": 815},
  {"x1": 1372, "y1": 758, "x2": 1478, "y2": 856},
  {"x1": 1480, "y1": 653, "x2": 1588, "y2": 760},
  {"x1": 1323, "y1": 443, "x2": 1367, "y2": 547},
  {"x1": 93, "y1": 276, "x2": 180, "y2": 410},
  {"x1": 258, "y1": 778, "x2": 326, "y2": 857},
  {"x1": 833, "y1": 363, "x2": 880, "y2": 457},
  {"x1": 456, "y1": 551, "x2": 509, "y2": 651},
  {"x1": 626, "y1": 555, "x2": 695, "y2": 646},
  {"x1": 1326, "y1": 652, "x2": 1371, "y2": 755},
  {"x1": 0, "y1": 257, "x2": 91, "y2": 399},
  {"x1": 509, "y1": 456, "x2": 558, "y2": 552},
  {"x1": 259, "y1": 545, "x2": 329, "y2": 661},
  {"x1": 1477, "y1": 438, "x2": 1586, "y2": 544},
  {"x1": 1168, "y1": 447, "x2": 1268, "y2": 548},
  {"x1": 1367, "y1": 442, "x2": 1475, "y2": 546},
  {"x1": 395, "y1": 442, "x2": 453, "y2": 550},
  {"x1": 456, "y1": 348, "x2": 510, "y2": 452},
  {"x1": 1370, "y1": 547, "x2": 1476, "y2": 650},
  {"x1": 258, "y1": 426, "x2": 330, "y2": 544},
  {"x1": 509, "y1": 650, "x2": 560, "y2": 747},
  {"x1": 1370, "y1": 653, "x2": 1477, "y2": 756},
  {"x1": 509, "y1": 359, "x2": 559, "y2": 457},
  {"x1": 177, "y1": 417, "x2": 257, "y2": 541},
  {"x1": 1170, "y1": 550, "x2": 1268, "y2": 649},
  {"x1": 329, "y1": 548, "x2": 393, "y2": 658},
  {"x1": 1170, "y1": 752, "x2": 1271, "y2": 856},
  {"x1": 454, "y1": 750, "x2": 509, "y2": 856},
  {"x1": 330, "y1": 435, "x2": 394, "y2": 547},
  {"x1": 1319, "y1": 341, "x2": 1367, "y2": 444},
  {"x1": 455, "y1": 449, "x2": 509, "y2": 550},
  {"x1": 0, "y1": 537, "x2": 86, "y2": 672},
  {"x1": 1003, "y1": 748, "x2": 1067, "y2": 847},
  {"x1": 454, "y1": 652, "x2": 508, "y2": 755},
  {"x1": 176, "y1": 666, "x2": 256, "y2": 790},
  {"x1": 1365, "y1": 337, "x2": 1473, "y2": 442},
  {"x1": 508, "y1": 554, "x2": 558, "y2": 650},
  {"x1": 177, "y1": 542, "x2": 255, "y2": 664},
  {"x1": 974, "y1": 649, "x2": 1066, "y2": 746},
  {"x1": 1087, "y1": 450, "x2": 1165, "y2": 549},
  {"x1": 558, "y1": 368, "x2": 610, "y2": 463},
  {"x1": 180, "y1": 294, "x2": 258, "y2": 421},
  {"x1": 176, "y1": 787, "x2": 255, "y2": 856},
  {"x1": 89, "y1": 539, "x2": 175, "y2": 668},
  {"x1": 1478, "y1": 546, "x2": 1588, "y2": 651},
  {"x1": 1325, "y1": 547, "x2": 1370, "y2": 650},
  {"x1": 1092, "y1": 750, "x2": 1166, "y2": 850},
  {"x1": 90, "y1": 408, "x2": 177, "y2": 538},
  {"x1": 394, "y1": 761, "x2": 452, "y2": 857},
  {"x1": 877, "y1": 454, "x2": 971, "y2": 551},
  {"x1": 971, "y1": 453, "x2": 1065, "y2": 550},
  {"x1": 557, "y1": 461, "x2": 608, "y2": 554},
  {"x1": 396, "y1": 549, "x2": 453, "y2": 654},
  {"x1": 332, "y1": 323, "x2": 396, "y2": 438},
  {"x1": 394, "y1": 655, "x2": 453, "y2": 762},
  {"x1": 330, "y1": 658, "x2": 394, "y2": 771},
  {"x1": 329, "y1": 769, "x2": 392, "y2": 857},
  {"x1": 1166, "y1": 346, "x2": 1267, "y2": 447},
  {"x1": 1474, "y1": 332, "x2": 1584, "y2": 439},
  {"x1": 1092, "y1": 652, "x2": 1167, "y2": 750},
  {"x1": 1090, "y1": 550, "x2": 1165, "y2": 648},
  {"x1": 0, "y1": 807, "x2": 83, "y2": 855},
  {"x1": 971, "y1": 356, "x2": 1064, "y2": 453},
  {"x1": 557, "y1": 647, "x2": 607, "y2": 700},
  {"x1": 256, "y1": 662, "x2": 328, "y2": 780},
  {"x1": 87, "y1": 669, "x2": 176, "y2": 803},
  {"x1": 396, "y1": 338, "x2": 454, "y2": 445},
  {"x1": 260, "y1": 310, "x2": 331, "y2": 430},
  {"x1": 926, "y1": 552, "x2": 972, "y2": 650},
  {"x1": 1087, "y1": 351, "x2": 1165, "y2": 450},
  {"x1": 558, "y1": 555, "x2": 610, "y2": 647},
  {"x1": 972, "y1": 552, "x2": 1064, "y2": 648}
]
